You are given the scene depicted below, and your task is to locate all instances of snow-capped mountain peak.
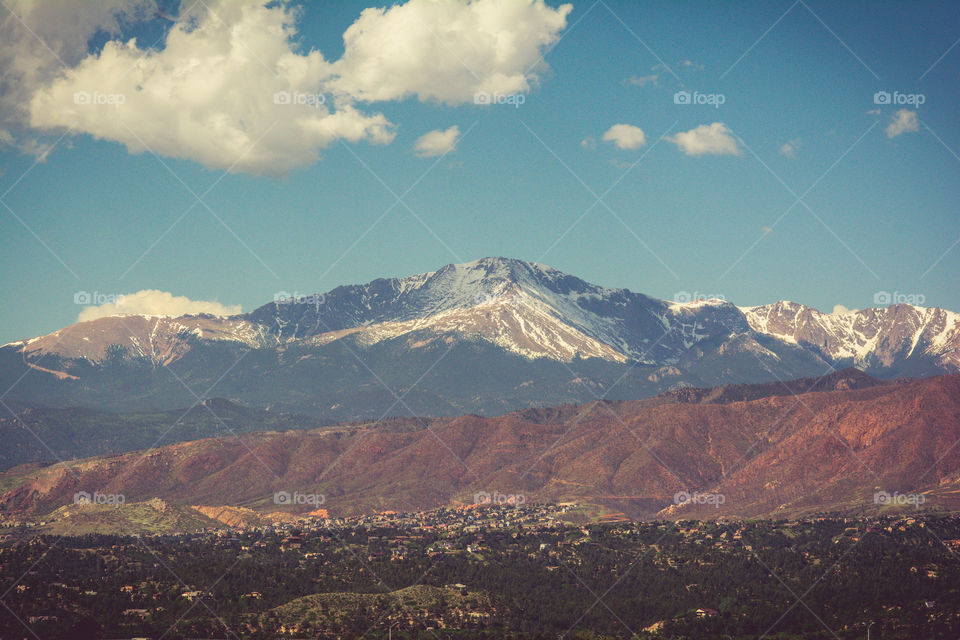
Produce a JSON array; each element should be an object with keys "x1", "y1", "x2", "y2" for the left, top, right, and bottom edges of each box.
[
  {"x1": 6, "y1": 258, "x2": 959, "y2": 379},
  {"x1": 740, "y1": 301, "x2": 960, "y2": 372}
]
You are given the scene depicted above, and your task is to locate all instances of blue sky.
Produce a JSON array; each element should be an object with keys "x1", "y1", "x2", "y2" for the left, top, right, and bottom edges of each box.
[{"x1": 0, "y1": 0, "x2": 958, "y2": 344}]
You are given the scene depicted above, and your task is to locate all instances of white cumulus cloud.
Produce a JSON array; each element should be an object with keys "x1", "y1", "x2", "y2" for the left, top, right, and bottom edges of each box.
[
  {"x1": 10, "y1": 0, "x2": 572, "y2": 175},
  {"x1": 328, "y1": 0, "x2": 572, "y2": 104},
  {"x1": 28, "y1": 2, "x2": 394, "y2": 176},
  {"x1": 668, "y1": 122, "x2": 741, "y2": 156},
  {"x1": 413, "y1": 125, "x2": 461, "y2": 157},
  {"x1": 602, "y1": 124, "x2": 647, "y2": 150},
  {"x1": 885, "y1": 109, "x2": 919, "y2": 138},
  {"x1": 77, "y1": 290, "x2": 242, "y2": 322}
]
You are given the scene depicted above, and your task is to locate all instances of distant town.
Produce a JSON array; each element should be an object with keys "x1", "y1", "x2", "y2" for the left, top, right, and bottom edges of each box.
[{"x1": 2, "y1": 503, "x2": 959, "y2": 639}]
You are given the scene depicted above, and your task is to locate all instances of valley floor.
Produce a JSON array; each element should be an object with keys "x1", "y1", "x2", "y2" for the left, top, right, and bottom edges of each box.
[{"x1": 1, "y1": 505, "x2": 959, "y2": 639}]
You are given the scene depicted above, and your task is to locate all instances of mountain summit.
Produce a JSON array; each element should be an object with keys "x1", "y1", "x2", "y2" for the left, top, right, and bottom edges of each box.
[{"x1": 247, "y1": 256, "x2": 754, "y2": 363}]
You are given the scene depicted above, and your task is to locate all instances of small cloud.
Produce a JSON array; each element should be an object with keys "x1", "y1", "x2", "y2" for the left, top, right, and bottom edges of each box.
[
  {"x1": 761, "y1": 225, "x2": 773, "y2": 235},
  {"x1": 679, "y1": 59, "x2": 704, "y2": 70},
  {"x1": 867, "y1": 108, "x2": 882, "y2": 116},
  {"x1": 602, "y1": 123, "x2": 647, "y2": 150},
  {"x1": 77, "y1": 290, "x2": 241, "y2": 323},
  {"x1": 779, "y1": 138, "x2": 800, "y2": 158},
  {"x1": 413, "y1": 125, "x2": 460, "y2": 157},
  {"x1": 885, "y1": 109, "x2": 919, "y2": 138},
  {"x1": 831, "y1": 304, "x2": 854, "y2": 315},
  {"x1": 625, "y1": 74, "x2": 659, "y2": 87},
  {"x1": 668, "y1": 122, "x2": 740, "y2": 156},
  {"x1": 580, "y1": 136, "x2": 596, "y2": 150}
]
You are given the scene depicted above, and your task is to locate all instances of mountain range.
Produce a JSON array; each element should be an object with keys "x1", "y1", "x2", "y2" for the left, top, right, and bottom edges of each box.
[
  {"x1": 3, "y1": 370, "x2": 958, "y2": 532},
  {"x1": 2, "y1": 258, "x2": 957, "y2": 431}
]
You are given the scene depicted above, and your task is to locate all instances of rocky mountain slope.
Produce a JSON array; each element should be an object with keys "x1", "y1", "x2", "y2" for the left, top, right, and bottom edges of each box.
[{"x1": 3, "y1": 371, "x2": 957, "y2": 526}]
